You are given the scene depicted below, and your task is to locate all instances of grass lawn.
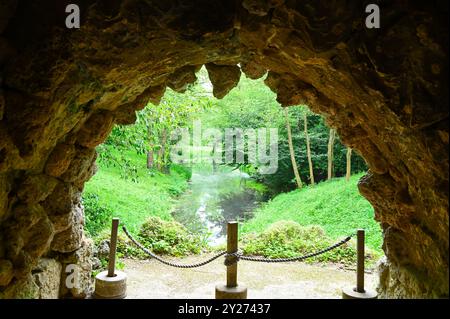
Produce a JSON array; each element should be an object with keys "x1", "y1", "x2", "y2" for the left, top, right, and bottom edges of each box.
[
  {"x1": 83, "y1": 150, "x2": 189, "y2": 234},
  {"x1": 241, "y1": 173, "x2": 383, "y2": 253}
]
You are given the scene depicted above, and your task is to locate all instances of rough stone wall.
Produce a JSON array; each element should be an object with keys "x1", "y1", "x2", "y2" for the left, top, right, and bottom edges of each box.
[{"x1": 0, "y1": 0, "x2": 448, "y2": 298}]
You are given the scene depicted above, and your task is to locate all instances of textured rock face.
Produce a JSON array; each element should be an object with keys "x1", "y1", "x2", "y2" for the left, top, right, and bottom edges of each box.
[
  {"x1": 32, "y1": 258, "x2": 62, "y2": 299},
  {"x1": 59, "y1": 238, "x2": 94, "y2": 299},
  {"x1": 0, "y1": 259, "x2": 13, "y2": 286},
  {"x1": 0, "y1": 1, "x2": 448, "y2": 298}
]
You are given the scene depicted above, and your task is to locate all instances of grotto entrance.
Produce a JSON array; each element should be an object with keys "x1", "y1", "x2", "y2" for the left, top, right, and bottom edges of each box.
[
  {"x1": 82, "y1": 60, "x2": 386, "y2": 298},
  {"x1": 0, "y1": 1, "x2": 447, "y2": 299},
  {"x1": 85, "y1": 67, "x2": 379, "y2": 261}
]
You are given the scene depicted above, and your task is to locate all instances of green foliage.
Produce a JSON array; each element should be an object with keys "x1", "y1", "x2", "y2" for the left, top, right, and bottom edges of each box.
[
  {"x1": 242, "y1": 221, "x2": 379, "y2": 267},
  {"x1": 244, "y1": 179, "x2": 269, "y2": 194},
  {"x1": 84, "y1": 150, "x2": 201, "y2": 256},
  {"x1": 241, "y1": 221, "x2": 364, "y2": 265},
  {"x1": 84, "y1": 150, "x2": 190, "y2": 234},
  {"x1": 98, "y1": 70, "x2": 366, "y2": 193},
  {"x1": 83, "y1": 68, "x2": 381, "y2": 269},
  {"x1": 241, "y1": 173, "x2": 383, "y2": 255},
  {"x1": 93, "y1": 228, "x2": 147, "y2": 259},
  {"x1": 97, "y1": 144, "x2": 140, "y2": 182},
  {"x1": 199, "y1": 75, "x2": 367, "y2": 193},
  {"x1": 83, "y1": 192, "x2": 113, "y2": 237},
  {"x1": 137, "y1": 216, "x2": 208, "y2": 256},
  {"x1": 101, "y1": 75, "x2": 214, "y2": 173},
  {"x1": 92, "y1": 216, "x2": 208, "y2": 258},
  {"x1": 118, "y1": 157, "x2": 139, "y2": 182},
  {"x1": 170, "y1": 164, "x2": 192, "y2": 181}
]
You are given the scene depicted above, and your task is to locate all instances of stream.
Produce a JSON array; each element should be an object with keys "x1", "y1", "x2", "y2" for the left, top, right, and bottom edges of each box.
[{"x1": 171, "y1": 165, "x2": 269, "y2": 246}]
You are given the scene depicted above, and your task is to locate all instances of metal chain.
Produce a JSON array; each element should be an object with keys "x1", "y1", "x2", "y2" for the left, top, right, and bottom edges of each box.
[
  {"x1": 224, "y1": 234, "x2": 355, "y2": 265},
  {"x1": 122, "y1": 226, "x2": 226, "y2": 268}
]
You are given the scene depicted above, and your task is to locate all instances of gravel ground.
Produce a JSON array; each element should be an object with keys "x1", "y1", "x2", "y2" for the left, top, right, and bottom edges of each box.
[{"x1": 122, "y1": 255, "x2": 378, "y2": 299}]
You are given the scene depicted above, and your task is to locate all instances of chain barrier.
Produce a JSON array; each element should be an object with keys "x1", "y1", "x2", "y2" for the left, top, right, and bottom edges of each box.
[
  {"x1": 224, "y1": 234, "x2": 355, "y2": 265},
  {"x1": 122, "y1": 226, "x2": 227, "y2": 268},
  {"x1": 122, "y1": 225, "x2": 355, "y2": 268}
]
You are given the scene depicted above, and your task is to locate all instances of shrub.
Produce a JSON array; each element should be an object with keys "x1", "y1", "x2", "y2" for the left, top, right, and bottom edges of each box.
[
  {"x1": 137, "y1": 216, "x2": 207, "y2": 256},
  {"x1": 93, "y1": 228, "x2": 147, "y2": 259},
  {"x1": 170, "y1": 164, "x2": 192, "y2": 181},
  {"x1": 166, "y1": 183, "x2": 187, "y2": 197},
  {"x1": 241, "y1": 221, "x2": 368, "y2": 266},
  {"x1": 83, "y1": 192, "x2": 114, "y2": 237}
]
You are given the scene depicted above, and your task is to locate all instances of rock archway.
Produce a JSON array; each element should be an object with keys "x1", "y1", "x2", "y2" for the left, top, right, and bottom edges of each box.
[{"x1": 0, "y1": 0, "x2": 448, "y2": 298}]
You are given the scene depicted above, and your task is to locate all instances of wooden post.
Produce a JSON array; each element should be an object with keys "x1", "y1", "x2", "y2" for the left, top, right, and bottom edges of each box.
[
  {"x1": 227, "y1": 222, "x2": 238, "y2": 287},
  {"x1": 215, "y1": 221, "x2": 247, "y2": 299},
  {"x1": 342, "y1": 229, "x2": 377, "y2": 299},
  {"x1": 94, "y1": 217, "x2": 127, "y2": 299},
  {"x1": 107, "y1": 218, "x2": 120, "y2": 277},
  {"x1": 356, "y1": 229, "x2": 365, "y2": 293}
]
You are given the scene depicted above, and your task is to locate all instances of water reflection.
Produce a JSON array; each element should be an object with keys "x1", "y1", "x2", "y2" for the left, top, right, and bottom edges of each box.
[{"x1": 171, "y1": 165, "x2": 267, "y2": 246}]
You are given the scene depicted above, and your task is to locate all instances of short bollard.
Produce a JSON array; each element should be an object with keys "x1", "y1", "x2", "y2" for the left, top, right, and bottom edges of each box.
[
  {"x1": 342, "y1": 229, "x2": 377, "y2": 299},
  {"x1": 94, "y1": 218, "x2": 127, "y2": 299},
  {"x1": 215, "y1": 221, "x2": 248, "y2": 299}
]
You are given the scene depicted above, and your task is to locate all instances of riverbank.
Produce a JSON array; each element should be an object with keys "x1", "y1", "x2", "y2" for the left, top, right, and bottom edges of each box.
[
  {"x1": 241, "y1": 173, "x2": 383, "y2": 253},
  {"x1": 83, "y1": 150, "x2": 191, "y2": 234},
  {"x1": 84, "y1": 152, "x2": 382, "y2": 267}
]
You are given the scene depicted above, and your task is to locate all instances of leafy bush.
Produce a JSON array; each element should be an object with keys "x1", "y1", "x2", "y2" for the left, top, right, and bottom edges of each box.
[
  {"x1": 241, "y1": 221, "x2": 374, "y2": 266},
  {"x1": 93, "y1": 217, "x2": 206, "y2": 259},
  {"x1": 119, "y1": 157, "x2": 139, "y2": 182},
  {"x1": 93, "y1": 228, "x2": 147, "y2": 260},
  {"x1": 137, "y1": 216, "x2": 208, "y2": 256},
  {"x1": 83, "y1": 192, "x2": 113, "y2": 237},
  {"x1": 170, "y1": 164, "x2": 192, "y2": 181},
  {"x1": 166, "y1": 183, "x2": 188, "y2": 197}
]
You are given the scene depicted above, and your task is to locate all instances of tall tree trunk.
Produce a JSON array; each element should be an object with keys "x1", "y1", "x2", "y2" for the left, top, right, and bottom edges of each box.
[
  {"x1": 346, "y1": 147, "x2": 352, "y2": 181},
  {"x1": 212, "y1": 142, "x2": 217, "y2": 173},
  {"x1": 327, "y1": 128, "x2": 336, "y2": 180},
  {"x1": 157, "y1": 128, "x2": 167, "y2": 172},
  {"x1": 146, "y1": 126, "x2": 154, "y2": 169},
  {"x1": 147, "y1": 149, "x2": 154, "y2": 169},
  {"x1": 284, "y1": 107, "x2": 302, "y2": 189},
  {"x1": 303, "y1": 112, "x2": 315, "y2": 185}
]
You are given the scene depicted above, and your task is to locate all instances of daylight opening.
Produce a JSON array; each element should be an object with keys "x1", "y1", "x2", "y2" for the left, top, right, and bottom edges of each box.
[{"x1": 82, "y1": 67, "x2": 383, "y2": 298}]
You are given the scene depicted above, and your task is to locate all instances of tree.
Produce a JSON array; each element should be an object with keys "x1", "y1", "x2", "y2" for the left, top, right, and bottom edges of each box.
[
  {"x1": 346, "y1": 147, "x2": 352, "y2": 181},
  {"x1": 100, "y1": 77, "x2": 214, "y2": 175},
  {"x1": 199, "y1": 74, "x2": 368, "y2": 192},
  {"x1": 284, "y1": 107, "x2": 302, "y2": 189},
  {"x1": 303, "y1": 111, "x2": 315, "y2": 185},
  {"x1": 100, "y1": 71, "x2": 368, "y2": 186},
  {"x1": 147, "y1": 149, "x2": 154, "y2": 168},
  {"x1": 327, "y1": 128, "x2": 336, "y2": 180},
  {"x1": 156, "y1": 128, "x2": 168, "y2": 172}
]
